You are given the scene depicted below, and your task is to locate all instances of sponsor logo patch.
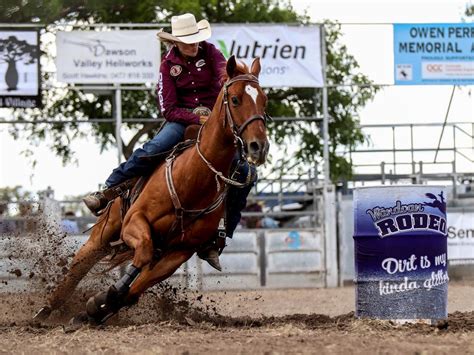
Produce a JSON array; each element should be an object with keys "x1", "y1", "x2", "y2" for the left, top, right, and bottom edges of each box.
[
  {"x1": 170, "y1": 65, "x2": 182, "y2": 76},
  {"x1": 196, "y1": 59, "x2": 206, "y2": 67}
]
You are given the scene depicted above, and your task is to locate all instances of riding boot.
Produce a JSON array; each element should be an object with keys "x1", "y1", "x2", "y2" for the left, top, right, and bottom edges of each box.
[
  {"x1": 83, "y1": 179, "x2": 136, "y2": 216},
  {"x1": 82, "y1": 191, "x2": 109, "y2": 215},
  {"x1": 198, "y1": 219, "x2": 227, "y2": 271}
]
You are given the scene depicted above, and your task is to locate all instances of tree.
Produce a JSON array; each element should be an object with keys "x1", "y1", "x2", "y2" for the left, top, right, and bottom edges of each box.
[
  {"x1": 0, "y1": 185, "x2": 34, "y2": 203},
  {"x1": 267, "y1": 21, "x2": 379, "y2": 181},
  {"x1": 0, "y1": 0, "x2": 159, "y2": 23},
  {"x1": 0, "y1": 35, "x2": 38, "y2": 90},
  {"x1": 0, "y1": 186, "x2": 35, "y2": 217},
  {"x1": 3, "y1": 0, "x2": 377, "y2": 181},
  {"x1": 466, "y1": 4, "x2": 473, "y2": 17}
]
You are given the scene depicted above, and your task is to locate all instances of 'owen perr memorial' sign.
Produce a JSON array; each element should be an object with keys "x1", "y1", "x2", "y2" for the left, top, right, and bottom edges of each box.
[{"x1": 393, "y1": 23, "x2": 474, "y2": 85}]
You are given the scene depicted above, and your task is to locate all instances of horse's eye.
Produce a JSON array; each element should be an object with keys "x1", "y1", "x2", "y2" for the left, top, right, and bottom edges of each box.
[{"x1": 231, "y1": 96, "x2": 239, "y2": 106}]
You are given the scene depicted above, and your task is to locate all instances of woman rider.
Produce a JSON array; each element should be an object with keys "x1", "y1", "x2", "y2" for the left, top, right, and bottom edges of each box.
[{"x1": 82, "y1": 13, "x2": 255, "y2": 271}]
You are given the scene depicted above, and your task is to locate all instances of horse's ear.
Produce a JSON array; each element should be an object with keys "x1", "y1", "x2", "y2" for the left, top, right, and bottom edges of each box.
[
  {"x1": 250, "y1": 57, "x2": 261, "y2": 78},
  {"x1": 226, "y1": 55, "x2": 237, "y2": 78}
]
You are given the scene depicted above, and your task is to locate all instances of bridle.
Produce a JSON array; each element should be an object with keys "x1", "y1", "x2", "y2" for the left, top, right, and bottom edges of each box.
[
  {"x1": 196, "y1": 74, "x2": 270, "y2": 188},
  {"x1": 222, "y1": 74, "x2": 270, "y2": 139}
]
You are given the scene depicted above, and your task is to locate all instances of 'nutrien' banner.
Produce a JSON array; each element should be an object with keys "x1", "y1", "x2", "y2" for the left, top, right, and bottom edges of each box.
[
  {"x1": 210, "y1": 25, "x2": 323, "y2": 88},
  {"x1": 354, "y1": 185, "x2": 448, "y2": 322}
]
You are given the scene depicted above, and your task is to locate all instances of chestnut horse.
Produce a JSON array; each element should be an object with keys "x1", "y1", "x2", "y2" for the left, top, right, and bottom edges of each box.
[{"x1": 35, "y1": 56, "x2": 269, "y2": 324}]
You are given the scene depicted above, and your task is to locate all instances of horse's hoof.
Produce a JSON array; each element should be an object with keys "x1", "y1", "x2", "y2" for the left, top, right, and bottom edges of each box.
[
  {"x1": 86, "y1": 291, "x2": 108, "y2": 317},
  {"x1": 64, "y1": 312, "x2": 93, "y2": 333},
  {"x1": 86, "y1": 290, "x2": 118, "y2": 324},
  {"x1": 69, "y1": 311, "x2": 90, "y2": 326},
  {"x1": 33, "y1": 306, "x2": 51, "y2": 321}
]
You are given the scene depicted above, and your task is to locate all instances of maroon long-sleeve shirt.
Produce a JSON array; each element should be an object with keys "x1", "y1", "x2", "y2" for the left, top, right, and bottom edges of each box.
[{"x1": 157, "y1": 41, "x2": 226, "y2": 124}]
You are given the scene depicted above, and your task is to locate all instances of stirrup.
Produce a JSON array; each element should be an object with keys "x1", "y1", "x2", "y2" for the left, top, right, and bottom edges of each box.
[{"x1": 83, "y1": 180, "x2": 136, "y2": 216}]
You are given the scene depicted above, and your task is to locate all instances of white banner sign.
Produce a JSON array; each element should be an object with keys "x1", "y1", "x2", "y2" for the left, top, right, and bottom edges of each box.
[
  {"x1": 447, "y1": 212, "x2": 474, "y2": 261},
  {"x1": 56, "y1": 31, "x2": 160, "y2": 84},
  {"x1": 210, "y1": 25, "x2": 323, "y2": 88},
  {"x1": 0, "y1": 30, "x2": 41, "y2": 108}
]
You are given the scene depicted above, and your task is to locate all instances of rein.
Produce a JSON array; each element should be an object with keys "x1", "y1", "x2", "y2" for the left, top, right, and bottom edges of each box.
[{"x1": 196, "y1": 74, "x2": 267, "y2": 188}]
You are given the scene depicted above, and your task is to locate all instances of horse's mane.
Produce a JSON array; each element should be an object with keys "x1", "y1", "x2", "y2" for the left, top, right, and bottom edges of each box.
[{"x1": 220, "y1": 61, "x2": 250, "y2": 82}]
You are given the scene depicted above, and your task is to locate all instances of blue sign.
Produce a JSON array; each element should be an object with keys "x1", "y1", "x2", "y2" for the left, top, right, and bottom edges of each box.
[
  {"x1": 285, "y1": 231, "x2": 302, "y2": 249},
  {"x1": 393, "y1": 23, "x2": 474, "y2": 85},
  {"x1": 354, "y1": 185, "x2": 448, "y2": 322}
]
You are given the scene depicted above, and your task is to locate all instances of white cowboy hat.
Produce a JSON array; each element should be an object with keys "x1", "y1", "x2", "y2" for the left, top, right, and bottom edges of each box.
[{"x1": 157, "y1": 13, "x2": 211, "y2": 44}]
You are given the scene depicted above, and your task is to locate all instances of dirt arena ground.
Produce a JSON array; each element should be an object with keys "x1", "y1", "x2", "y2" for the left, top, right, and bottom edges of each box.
[{"x1": 0, "y1": 283, "x2": 472, "y2": 354}]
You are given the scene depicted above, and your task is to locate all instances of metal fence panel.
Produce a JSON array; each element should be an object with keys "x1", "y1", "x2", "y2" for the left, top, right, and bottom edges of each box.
[
  {"x1": 338, "y1": 197, "x2": 355, "y2": 284},
  {"x1": 264, "y1": 230, "x2": 325, "y2": 288},
  {"x1": 200, "y1": 231, "x2": 261, "y2": 290},
  {"x1": 1, "y1": 228, "x2": 333, "y2": 292}
]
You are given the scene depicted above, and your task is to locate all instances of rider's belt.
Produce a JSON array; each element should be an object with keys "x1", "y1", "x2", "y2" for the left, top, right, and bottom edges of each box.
[{"x1": 182, "y1": 106, "x2": 211, "y2": 116}]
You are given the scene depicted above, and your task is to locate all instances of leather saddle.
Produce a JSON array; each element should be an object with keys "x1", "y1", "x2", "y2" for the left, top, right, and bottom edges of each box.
[{"x1": 119, "y1": 125, "x2": 200, "y2": 219}]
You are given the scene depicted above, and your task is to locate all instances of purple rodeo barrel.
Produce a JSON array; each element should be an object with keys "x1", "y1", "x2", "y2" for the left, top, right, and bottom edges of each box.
[{"x1": 354, "y1": 185, "x2": 448, "y2": 323}]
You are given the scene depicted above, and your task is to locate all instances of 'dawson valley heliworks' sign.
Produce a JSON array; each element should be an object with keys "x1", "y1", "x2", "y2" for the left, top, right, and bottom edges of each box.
[{"x1": 56, "y1": 31, "x2": 160, "y2": 84}]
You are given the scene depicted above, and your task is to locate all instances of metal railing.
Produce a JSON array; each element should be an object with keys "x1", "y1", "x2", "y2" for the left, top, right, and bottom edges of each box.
[{"x1": 342, "y1": 122, "x2": 474, "y2": 189}]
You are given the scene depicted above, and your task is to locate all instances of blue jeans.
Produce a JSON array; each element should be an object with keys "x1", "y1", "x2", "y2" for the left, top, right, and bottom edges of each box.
[{"x1": 105, "y1": 122, "x2": 186, "y2": 187}]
